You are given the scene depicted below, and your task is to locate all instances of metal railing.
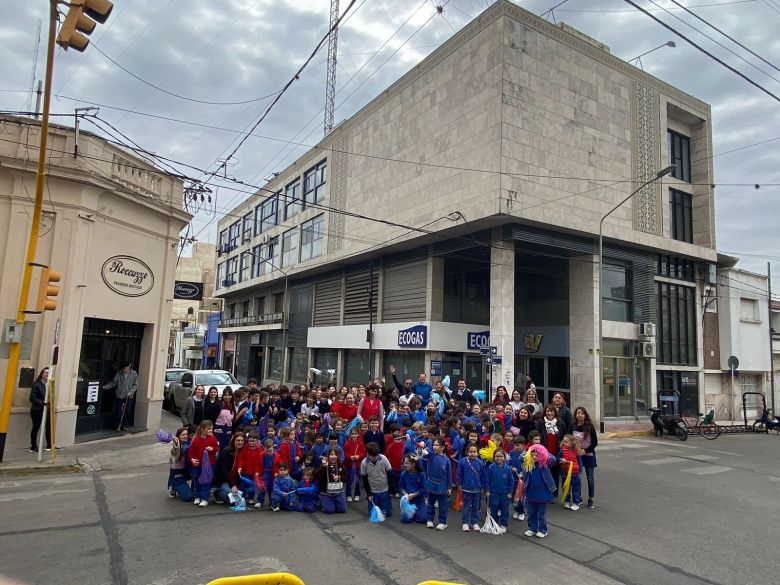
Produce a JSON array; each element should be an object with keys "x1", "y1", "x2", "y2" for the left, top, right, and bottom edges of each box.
[{"x1": 218, "y1": 312, "x2": 284, "y2": 328}]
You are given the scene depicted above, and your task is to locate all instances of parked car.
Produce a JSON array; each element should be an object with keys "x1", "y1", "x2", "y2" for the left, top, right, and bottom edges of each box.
[
  {"x1": 163, "y1": 368, "x2": 187, "y2": 409},
  {"x1": 167, "y1": 369, "x2": 239, "y2": 415}
]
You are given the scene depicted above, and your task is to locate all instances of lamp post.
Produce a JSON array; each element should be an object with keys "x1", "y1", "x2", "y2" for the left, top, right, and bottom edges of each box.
[
  {"x1": 628, "y1": 41, "x2": 675, "y2": 70},
  {"x1": 597, "y1": 165, "x2": 675, "y2": 430}
]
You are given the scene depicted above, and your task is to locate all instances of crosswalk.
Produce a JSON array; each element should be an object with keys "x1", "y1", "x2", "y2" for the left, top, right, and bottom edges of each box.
[{"x1": 600, "y1": 437, "x2": 737, "y2": 476}]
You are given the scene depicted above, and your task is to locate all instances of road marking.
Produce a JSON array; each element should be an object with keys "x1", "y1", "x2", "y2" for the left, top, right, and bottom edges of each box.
[
  {"x1": 710, "y1": 450, "x2": 742, "y2": 456},
  {"x1": 640, "y1": 457, "x2": 681, "y2": 465},
  {"x1": 101, "y1": 472, "x2": 151, "y2": 480},
  {"x1": 687, "y1": 454, "x2": 718, "y2": 461},
  {"x1": 768, "y1": 476, "x2": 780, "y2": 482},
  {"x1": 681, "y1": 465, "x2": 732, "y2": 475},
  {"x1": 0, "y1": 488, "x2": 89, "y2": 502},
  {"x1": 596, "y1": 445, "x2": 622, "y2": 451},
  {"x1": 627, "y1": 438, "x2": 700, "y2": 449},
  {"x1": 616, "y1": 443, "x2": 648, "y2": 449}
]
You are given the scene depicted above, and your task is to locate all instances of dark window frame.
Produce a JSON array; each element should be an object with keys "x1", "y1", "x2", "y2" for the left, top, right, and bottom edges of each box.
[
  {"x1": 303, "y1": 160, "x2": 326, "y2": 208},
  {"x1": 668, "y1": 129, "x2": 691, "y2": 183},
  {"x1": 602, "y1": 262, "x2": 633, "y2": 322},
  {"x1": 656, "y1": 255, "x2": 695, "y2": 281},
  {"x1": 284, "y1": 179, "x2": 302, "y2": 220},
  {"x1": 300, "y1": 215, "x2": 324, "y2": 262},
  {"x1": 258, "y1": 194, "x2": 278, "y2": 234},
  {"x1": 656, "y1": 281, "x2": 697, "y2": 365},
  {"x1": 670, "y1": 188, "x2": 693, "y2": 243}
]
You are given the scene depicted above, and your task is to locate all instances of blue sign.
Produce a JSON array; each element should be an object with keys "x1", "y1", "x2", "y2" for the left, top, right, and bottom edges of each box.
[
  {"x1": 398, "y1": 325, "x2": 427, "y2": 348},
  {"x1": 467, "y1": 330, "x2": 490, "y2": 351},
  {"x1": 430, "y1": 360, "x2": 442, "y2": 376}
]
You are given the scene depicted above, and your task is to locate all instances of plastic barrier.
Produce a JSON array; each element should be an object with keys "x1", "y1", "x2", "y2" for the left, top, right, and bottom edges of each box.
[{"x1": 207, "y1": 573, "x2": 305, "y2": 585}]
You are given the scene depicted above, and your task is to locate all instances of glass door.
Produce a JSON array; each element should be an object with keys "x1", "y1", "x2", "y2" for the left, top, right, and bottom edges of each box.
[
  {"x1": 465, "y1": 354, "x2": 483, "y2": 393},
  {"x1": 617, "y1": 358, "x2": 633, "y2": 415},
  {"x1": 602, "y1": 358, "x2": 617, "y2": 417}
]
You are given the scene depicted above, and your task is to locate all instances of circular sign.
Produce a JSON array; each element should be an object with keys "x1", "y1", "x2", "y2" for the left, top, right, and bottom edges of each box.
[
  {"x1": 727, "y1": 355, "x2": 739, "y2": 370},
  {"x1": 174, "y1": 281, "x2": 201, "y2": 299},
  {"x1": 101, "y1": 255, "x2": 155, "y2": 297},
  {"x1": 86, "y1": 404, "x2": 96, "y2": 415}
]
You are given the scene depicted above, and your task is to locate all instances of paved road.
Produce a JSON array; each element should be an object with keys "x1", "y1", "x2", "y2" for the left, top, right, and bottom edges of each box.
[{"x1": 0, "y1": 428, "x2": 778, "y2": 585}]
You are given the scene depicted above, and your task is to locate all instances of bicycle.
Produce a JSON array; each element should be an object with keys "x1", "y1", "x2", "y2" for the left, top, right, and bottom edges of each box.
[{"x1": 680, "y1": 410, "x2": 721, "y2": 440}]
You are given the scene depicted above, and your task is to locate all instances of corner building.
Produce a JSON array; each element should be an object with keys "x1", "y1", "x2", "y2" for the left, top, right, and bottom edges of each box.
[{"x1": 215, "y1": 1, "x2": 716, "y2": 428}]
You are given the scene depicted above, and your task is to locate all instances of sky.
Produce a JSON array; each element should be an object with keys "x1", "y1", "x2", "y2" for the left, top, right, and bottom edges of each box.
[{"x1": 1, "y1": 0, "x2": 778, "y2": 289}]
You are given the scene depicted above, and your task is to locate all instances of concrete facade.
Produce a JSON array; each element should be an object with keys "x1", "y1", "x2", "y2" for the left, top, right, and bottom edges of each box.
[{"x1": 0, "y1": 115, "x2": 189, "y2": 447}]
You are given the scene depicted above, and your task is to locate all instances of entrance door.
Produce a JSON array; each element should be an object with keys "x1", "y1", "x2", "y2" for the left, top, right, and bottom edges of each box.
[
  {"x1": 76, "y1": 318, "x2": 143, "y2": 434},
  {"x1": 249, "y1": 347, "x2": 264, "y2": 382},
  {"x1": 464, "y1": 355, "x2": 483, "y2": 393}
]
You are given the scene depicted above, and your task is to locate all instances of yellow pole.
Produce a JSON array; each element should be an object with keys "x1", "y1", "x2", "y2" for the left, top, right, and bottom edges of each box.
[{"x1": 0, "y1": 0, "x2": 57, "y2": 463}]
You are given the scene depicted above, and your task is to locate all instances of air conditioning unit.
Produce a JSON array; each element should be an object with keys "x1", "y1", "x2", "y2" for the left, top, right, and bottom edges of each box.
[
  {"x1": 635, "y1": 341, "x2": 655, "y2": 358},
  {"x1": 639, "y1": 322, "x2": 656, "y2": 337}
]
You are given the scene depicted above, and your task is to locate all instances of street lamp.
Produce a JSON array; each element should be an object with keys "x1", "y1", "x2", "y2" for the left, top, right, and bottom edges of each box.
[
  {"x1": 597, "y1": 165, "x2": 675, "y2": 430},
  {"x1": 628, "y1": 41, "x2": 676, "y2": 70}
]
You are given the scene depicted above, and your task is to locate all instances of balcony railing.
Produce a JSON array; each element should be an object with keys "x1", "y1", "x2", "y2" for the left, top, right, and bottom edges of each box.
[{"x1": 219, "y1": 312, "x2": 284, "y2": 328}]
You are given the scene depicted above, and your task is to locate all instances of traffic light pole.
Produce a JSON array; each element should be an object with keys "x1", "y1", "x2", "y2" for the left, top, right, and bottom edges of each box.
[{"x1": 0, "y1": 2, "x2": 57, "y2": 463}]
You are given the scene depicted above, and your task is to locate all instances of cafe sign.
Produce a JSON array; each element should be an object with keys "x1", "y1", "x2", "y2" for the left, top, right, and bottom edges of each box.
[{"x1": 101, "y1": 255, "x2": 154, "y2": 297}]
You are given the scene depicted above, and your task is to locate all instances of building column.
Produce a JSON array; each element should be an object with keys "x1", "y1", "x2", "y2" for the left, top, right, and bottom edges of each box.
[
  {"x1": 490, "y1": 240, "x2": 515, "y2": 398},
  {"x1": 569, "y1": 255, "x2": 600, "y2": 425}
]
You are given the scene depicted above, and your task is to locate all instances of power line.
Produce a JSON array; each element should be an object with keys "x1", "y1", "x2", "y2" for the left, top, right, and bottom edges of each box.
[{"x1": 559, "y1": 0, "x2": 759, "y2": 12}]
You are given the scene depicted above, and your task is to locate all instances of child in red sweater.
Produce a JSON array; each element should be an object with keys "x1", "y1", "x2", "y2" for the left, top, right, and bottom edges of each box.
[
  {"x1": 189, "y1": 420, "x2": 219, "y2": 507},
  {"x1": 231, "y1": 431, "x2": 264, "y2": 507},
  {"x1": 343, "y1": 427, "x2": 366, "y2": 502},
  {"x1": 558, "y1": 434, "x2": 583, "y2": 511},
  {"x1": 385, "y1": 431, "x2": 406, "y2": 497}
]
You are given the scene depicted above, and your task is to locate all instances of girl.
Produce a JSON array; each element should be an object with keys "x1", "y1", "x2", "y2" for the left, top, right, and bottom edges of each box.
[
  {"x1": 536, "y1": 404, "x2": 565, "y2": 496},
  {"x1": 486, "y1": 450, "x2": 515, "y2": 533},
  {"x1": 357, "y1": 384, "x2": 385, "y2": 430},
  {"x1": 398, "y1": 454, "x2": 427, "y2": 524},
  {"x1": 344, "y1": 427, "x2": 366, "y2": 502},
  {"x1": 213, "y1": 431, "x2": 244, "y2": 504},
  {"x1": 168, "y1": 427, "x2": 193, "y2": 501},
  {"x1": 492, "y1": 385, "x2": 509, "y2": 407},
  {"x1": 316, "y1": 448, "x2": 347, "y2": 514},
  {"x1": 457, "y1": 444, "x2": 486, "y2": 531},
  {"x1": 508, "y1": 389, "x2": 524, "y2": 415},
  {"x1": 203, "y1": 386, "x2": 222, "y2": 425},
  {"x1": 573, "y1": 406, "x2": 598, "y2": 509},
  {"x1": 188, "y1": 420, "x2": 219, "y2": 507},
  {"x1": 558, "y1": 434, "x2": 583, "y2": 510},
  {"x1": 522, "y1": 444, "x2": 556, "y2": 538},
  {"x1": 514, "y1": 406, "x2": 536, "y2": 441},
  {"x1": 181, "y1": 385, "x2": 206, "y2": 427},
  {"x1": 214, "y1": 395, "x2": 234, "y2": 450},
  {"x1": 424, "y1": 438, "x2": 452, "y2": 530},
  {"x1": 296, "y1": 468, "x2": 318, "y2": 512}
]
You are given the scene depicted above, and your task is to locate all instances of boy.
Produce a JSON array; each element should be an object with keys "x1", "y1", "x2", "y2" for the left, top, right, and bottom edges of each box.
[
  {"x1": 385, "y1": 431, "x2": 406, "y2": 497},
  {"x1": 360, "y1": 442, "x2": 394, "y2": 518},
  {"x1": 363, "y1": 417, "x2": 386, "y2": 453},
  {"x1": 271, "y1": 463, "x2": 297, "y2": 511},
  {"x1": 457, "y1": 444, "x2": 486, "y2": 531},
  {"x1": 508, "y1": 436, "x2": 526, "y2": 520},
  {"x1": 327, "y1": 434, "x2": 345, "y2": 463},
  {"x1": 311, "y1": 432, "x2": 329, "y2": 469}
]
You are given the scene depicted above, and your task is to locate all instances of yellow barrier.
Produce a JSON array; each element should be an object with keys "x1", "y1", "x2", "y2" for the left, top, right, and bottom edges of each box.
[
  {"x1": 207, "y1": 573, "x2": 306, "y2": 585},
  {"x1": 417, "y1": 581, "x2": 467, "y2": 585}
]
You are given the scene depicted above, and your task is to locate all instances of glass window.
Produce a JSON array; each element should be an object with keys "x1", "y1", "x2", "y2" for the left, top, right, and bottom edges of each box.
[
  {"x1": 547, "y1": 357, "x2": 570, "y2": 389},
  {"x1": 216, "y1": 262, "x2": 225, "y2": 289},
  {"x1": 602, "y1": 263, "x2": 632, "y2": 322},
  {"x1": 273, "y1": 292, "x2": 285, "y2": 313},
  {"x1": 252, "y1": 245, "x2": 265, "y2": 278},
  {"x1": 314, "y1": 349, "x2": 338, "y2": 382},
  {"x1": 300, "y1": 215, "x2": 324, "y2": 262},
  {"x1": 267, "y1": 237, "x2": 279, "y2": 271},
  {"x1": 259, "y1": 194, "x2": 278, "y2": 234},
  {"x1": 239, "y1": 252, "x2": 251, "y2": 282},
  {"x1": 382, "y1": 351, "x2": 424, "y2": 382},
  {"x1": 345, "y1": 349, "x2": 369, "y2": 385},
  {"x1": 303, "y1": 160, "x2": 326, "y2": 207},
  {"x1": 218, "y1": 229, "x2": 227, "y2": 252},
  {"x1": 288, "y1": 347, "x2": 309, "y2": 382},
  {"x1": 285, "y1": 179, "x2": 302, "y2": 220},
  {"x1": 242, "y1": 212, "x2": 253, "y2": 241},
  {"x1": 670, "y1": 189, "x2": 693, "y2": 243},
  {"x1": 668, "y1": 129, "x2": 691, "y2": 183},
  {"x1": 656, "y1": 282, "x2": 697, "y2": 365},
  {"x1": 656, "y1": 255, "x2": 695, "y2": 281},
  {"x1": 225, "y1": 257, "x2": 238, "y2": 285},
  {"x1": 228, "y1": 221, "x2": 241, "y2": 249},
  {"x1": 740, "y1": 298, "x2": 759, "y2": 321},
  {"x1": 269, "y1": 347, "x2": 284, "y2": 380},
  {"x1": 254, "y1": 296, "x2": 265, "y2": 316},
  {"x1": 281, "y1": 228, "x2": 298, "y2": 268}
]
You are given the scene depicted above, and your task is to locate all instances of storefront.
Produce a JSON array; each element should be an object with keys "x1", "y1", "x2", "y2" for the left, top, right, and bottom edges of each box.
[{"x1": 602, "y1": 340, "x2": 651, "y2": 418}]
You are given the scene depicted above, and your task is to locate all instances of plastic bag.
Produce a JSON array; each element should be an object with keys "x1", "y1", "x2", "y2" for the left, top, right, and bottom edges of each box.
[
  {"x1": 229, "y1": 490, "x2": 246, "y2": 512},
  {"x1": 480, "y1": 513, "x2": 503, "y2": 535},
  {"x1": 369, "y1": 504, "x2": 386, "y2": 523},
  {"x1": 399, "y1": 495, "x2": 417, "y2": 521},
  {"x1": 156, "y1": 429, "x2": 173, "y2": 443},
  {"x1": 199, "y1": 450, "x2": 214, "y2": 485},
  {"x1": 453, "y1": 488, "x2": 463, "y2": 512}
]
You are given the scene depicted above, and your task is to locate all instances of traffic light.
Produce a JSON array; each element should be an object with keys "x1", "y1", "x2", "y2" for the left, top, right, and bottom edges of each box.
[
  {"x1": 56, "y1": 0, "x2": 114, "y2": 52},
  {"x1": 35, "y1": 268, "x2": 61, "y2": 312}
]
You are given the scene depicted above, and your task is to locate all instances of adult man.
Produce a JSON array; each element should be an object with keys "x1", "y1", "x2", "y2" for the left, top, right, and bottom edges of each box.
[
  {"x1": 413, "y1": 372, "x2": 432, "y2": 405},
  {"x1": 103, "y1": 362, "x2": 138, "y2": 432},
  {"x1": 388, "y1": 364, "x2": 415, "y2": 407},
  {"x1": 452, "y1": 379, "x2": 476, "y2": 406}
]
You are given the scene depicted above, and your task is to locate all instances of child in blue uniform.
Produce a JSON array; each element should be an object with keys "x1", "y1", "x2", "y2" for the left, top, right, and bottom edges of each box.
[
  {"x1": 271, "y1": 463, "x2": 298, "y2": 511},
  {"x1": 507, "y1": 436, "x2": 526, "y2": 521},
  {"x1": 486, "y1": 449, "x2": 515, "y2": 533},
  {"x1": 295, "y1": 467, "x2": 318, "y2": 512},
  {"x1": 398, "y1": 454, "x2": 426, "y2": 523},
  {"x1": 457, "y1": 444, "x2": 486, "y2": 531},
  {"x1": 522, "y1": 444, "x2": 556, "y2": 538},
  {"x1": 424, "y1": 438, "x2": 452, "y2": 530}
]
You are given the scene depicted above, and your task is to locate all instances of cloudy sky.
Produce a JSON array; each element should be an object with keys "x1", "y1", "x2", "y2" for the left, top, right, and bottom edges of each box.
[{"x1": 2, "y1": 0, "x2": 778, "y2": 289}]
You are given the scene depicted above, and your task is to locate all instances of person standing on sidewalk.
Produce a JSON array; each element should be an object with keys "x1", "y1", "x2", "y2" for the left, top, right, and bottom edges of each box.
[
  {"x1": 103, "y1": 362, "x2": 138, "y2": 432},
  {"x1": 29, "y1": 367, "x2": 51, "y2": 452}
]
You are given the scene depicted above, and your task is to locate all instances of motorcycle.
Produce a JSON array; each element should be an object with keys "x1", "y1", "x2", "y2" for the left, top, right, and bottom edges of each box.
[
  {"x1": 753, "y1": 408, "x2": 780, "y2": 433},
  {"x1": 650, "y1": 407, "x2": 688, "y2": 441}
]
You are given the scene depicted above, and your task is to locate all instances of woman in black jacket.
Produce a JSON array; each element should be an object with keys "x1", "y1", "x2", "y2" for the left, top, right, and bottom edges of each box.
[
  {"x1": 203, "y1": 386, "x2": 222, "y2": 425},
  {"x1": 213, "y1": 431, "x2": 245, "y2": 504},
  {"x1": 29, "y1": 368, "x2": 51, "y2": 452},
  {"x1": 514, "y1": 406, "x2": 536, "y2": 441}
]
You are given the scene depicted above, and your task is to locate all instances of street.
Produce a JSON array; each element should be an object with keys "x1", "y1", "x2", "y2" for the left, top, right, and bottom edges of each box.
[{"x1": 0, "y1": 428, "x2": 778, "y2": 585}]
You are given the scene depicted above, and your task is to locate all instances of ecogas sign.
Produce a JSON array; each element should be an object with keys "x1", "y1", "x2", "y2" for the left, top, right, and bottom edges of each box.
[
  {"x1": 467, "y1": 330, "x2": 490, "y2": 350},
  {"x1": 101, "y1": 255, "x2": 154, "y2": 297},
  {"x1": 397, "y1": 325, "x2": 427, "y2": 348}
]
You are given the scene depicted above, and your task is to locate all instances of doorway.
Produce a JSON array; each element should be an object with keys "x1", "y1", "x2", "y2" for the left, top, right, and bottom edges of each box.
[
  {"x1": 515, "y1": 355, "x2": 570, "y2": 404},
  {"x1": 75, "y1": 318, "x2": 144, "y2": 434}
]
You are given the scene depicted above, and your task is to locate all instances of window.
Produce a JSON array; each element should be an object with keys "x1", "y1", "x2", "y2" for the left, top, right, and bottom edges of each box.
[
  {"x1": 602, "y1": 263, "x2": 632, "y2": 321},
  {"x1": 218, "y1": 229, "x2": 227, "y2": 252},
  {"x1": 281, "y1": 228, "x2": 298, "y2": 268},
  {"x1": 740, "y1": 298, "x2": 760, "y2": 322},
  {"x1": 228, "y1": 221, "x2": 241, "y2": 249},
  {"x1": 269, "y1": 347, "x2": 284, "y2": 379},
  {"x1": 254, "y1": 296, "x2": 265, "y2": 316},
  {"x1": 216, "y1": 262, "x2": 225, "y2": 288},
  {"x1": 313, "y1": 349, "x2": 338, "y2": 380},
  {"x1": 656, "y1": 255, "x2": 695, "y2": 281},
  {"x1": 242, "y1": 301, "x2": 250, "y2": 318},
  {"x1": 228, "y1": 303, "x2": 236, "y2": 319},
  {"x1": 284, "y1": 179, "x2": 302, "y2": 220},
  {"x1": 242, "y1": 212, "x2": 253, "y2": 241},
  {"x1": 258, "y1": 194, "x2": 278, "y2": 234},
  {"x1": 273, "y1": 292, "x2": 285, "y2": 313},
  {"x1": 668, "y1": 129, "x2": 691, "y2": 182},
  {"x1": 345, "y1": 349, "x2": 369, "y2": 385},
  {"x1": 267, "y1": 237, "x2": 279, "y2": 270},
  {"x1": 657, "y1": 282, "x2": 697, "y2": 365},
  {"x1": 225, "y1": 256, "x2": 238, "y2": 285},
  {"x1": 382, "y1": 351, "x2": 424, "y2": 382},
  {"x1": 288, "y1": 347, "x2": 309, "y2": 382},
  {"x1": 670, "y1": 189, "x2": 693, "y2": 243},
  {"x1": 300, "y1": 215, "x2": 324, "y2": 261},
  {"x1": 303, "y1": 160, "x2": 326, "y2": 207},
  {"x1": 251, "y1": 244, "x2": 265, "y2": 278},
  {"x1": 239, "y1": 252, "x2": 251, "y2": 282}
]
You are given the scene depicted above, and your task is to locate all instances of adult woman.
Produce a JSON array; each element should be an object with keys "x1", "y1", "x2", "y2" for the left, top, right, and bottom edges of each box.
[
  {"x1": 213, "y1": 432, "x2": 245, "y2": 504},
  {"x1": 508, "y1": 389, "x2": 524, "y2": 414},
  {"x1": 203, "y1": 386, "x2": 222, "y2": 425},
  {"x1": 573, "y1": 407, "x2": 598, "y2": 509},
  {"x1": 28, "y1": 367, "x2": 51, "y2": 452},
  {"x1": 357, "y1": 384, "x2": 385, "y2": 430},
  {"x1": 536, "y1": 404, "x2": 565, "y2": 496},
  {"x1": 221, "y1": 387, "x2": 234, "y2": 411},
  {"x1": 514, "y1": 406, "x2": 535, "y2": 440},
  {"x1": 339, "y1": 393, "x2": 359, "y2": 423},
  {"x1": 552, "y1": 392, "x2": 574, "y2": 434},
  {"x1": 316, "y1": 448, "x2": 347, "y2": 513},
  {"x1": 492, "y1": 385, "x2": 510, "y2": 407},
  {"x1": 522, "y1": 388, "x2": 543, "y2": 418},
  {"x1": 181, "y1": 384, "x2": 206, "y2": 426}
]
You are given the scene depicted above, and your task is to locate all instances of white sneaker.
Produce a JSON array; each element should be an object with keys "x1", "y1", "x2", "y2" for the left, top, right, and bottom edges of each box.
[
  {"x1": 346, "y1": 496, "x2": 353, "y2": 502},
  {"x1": 570, "y1": 504, "x2": 580, "y2": 511},
  {"x1": 199, "y1": 500, "x2": 209, "y2": 507},
  {"x1": 517, "y1": 514, "x2": 525, "y2": 521},
  {"x1": 354, "y1": 496, "x2": 360, "y2": 502},
  {"x1": 426, "y1": 521, "x2": 435, "y2": 528},
  {"x1": 272, "y1": 506, "x2": 280, "y2": 511},
  {"x1": 254, "y1": 502, "x2": 262, "y2": 508},
  {"x1": 472, "y1": 524, "x2": 480, "y2": 531},
  {"x1": 435, "y1": 523, "x2": 447, "y2": 531},
  {"x1": 434, "y1": 501, "x2": 439, "y2": 508},
  {"x1": 536, "y1": 531, "x2": 546, "y2": 538},
  {"x1": 193, "y1": 498, "x2": 201, "y2": 505},
  {"x1": 462, "y1": 524, "x2": 470, "y2": 532},
  {"x1": 524, "y1": 529, "x2": 535, "y2": 537},
  {"x1": 564, "y1": 502, "x2": 571, "y2": 509},
  {"x1": 499, "y1": 526, "x2": 507, "y2": 534},
  {"x1": 168, "y1": 488, "x2": 176, "y2": 498},
  {"x1": 512, "y1": 512, "x2": 519, "y2": 519}
]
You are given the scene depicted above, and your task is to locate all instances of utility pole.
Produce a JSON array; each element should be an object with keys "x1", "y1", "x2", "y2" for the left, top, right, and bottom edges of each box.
[
  {"x1": 367, "y1": 260, "x2": 374, "y2": 383},
  {"x1": 768, "y1": 262, "x2": 776, "y2": 414},
  {"x1": 324, "y1": 0, "x2": 339, "y2": 136}
]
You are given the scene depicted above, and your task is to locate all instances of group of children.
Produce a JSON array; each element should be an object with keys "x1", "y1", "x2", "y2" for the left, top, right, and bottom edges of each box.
[{"x1": 166, "y1": 381, "x2": 598, "y2": 539}]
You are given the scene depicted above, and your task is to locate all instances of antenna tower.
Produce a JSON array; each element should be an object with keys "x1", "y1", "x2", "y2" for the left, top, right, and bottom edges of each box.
[{"x1": 324, "y1": 0, "x2": 340, "y2": 136}]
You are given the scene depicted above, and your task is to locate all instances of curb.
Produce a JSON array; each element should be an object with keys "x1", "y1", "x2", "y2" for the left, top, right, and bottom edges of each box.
[
  {"x1": 604, "y1": 430, "x2": 655, "y2": 439},
  {"x1": 0, "y1": 463, "x2": 83, "y2": 477}
]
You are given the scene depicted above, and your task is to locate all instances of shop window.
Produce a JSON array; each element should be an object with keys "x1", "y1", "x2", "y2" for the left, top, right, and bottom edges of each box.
[
  {"x1": 656, "y1": 282, "x2": 697, "y2": 365},
  {"x1": 269, "y1": 347, "x2": 284, "y2": 380},
  {"x1": 670, "y1": 189, "x2": 693, "y2": 243},
  {"x1": 668, "y1": 129, "x2": 691, "y2": 182},
  {"x1": 285, "y1": 179, "x2": 302, "y2": 220},
  {"x1": 288, "y1": 347, "x2": 309, "y2": 382},
  {"x1": 602, "y1": 263, "x2": 632, "y2": 322},
  {"x1": 300, "y1": 215, "x2": 324, "y2": 262},
  {"x1": 547, "y1": 357, "x2": 570, "y2": 389},
  {"x1": 313, "y1": 349, "x2": 338, "y2": 382},
  {"x1": 345, "y1": 349, "x2": 369, "y2": 385}
]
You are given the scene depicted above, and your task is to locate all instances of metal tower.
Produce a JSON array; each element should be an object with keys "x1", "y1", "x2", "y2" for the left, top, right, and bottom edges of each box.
[{"x1": 324, "y1": 0, "x2": 339, "y2": 136}]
